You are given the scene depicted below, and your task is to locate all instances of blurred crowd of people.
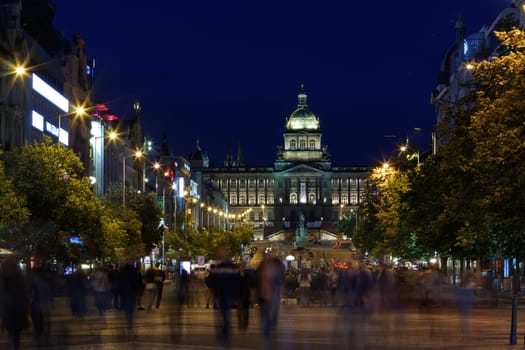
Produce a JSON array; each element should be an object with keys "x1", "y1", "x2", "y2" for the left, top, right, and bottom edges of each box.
[{"x1": 0, "y1": 247, "x2": 483, "y2": 349}]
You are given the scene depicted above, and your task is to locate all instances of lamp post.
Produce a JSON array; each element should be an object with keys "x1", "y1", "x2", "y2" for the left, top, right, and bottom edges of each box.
[
  {"x1": 121, "y1": 149, "x2": 144, "y2": 207},
  {"x1": 153, "y1": 161, "x2": 160, "y2": 194},
  {"x1": 58, "y1": 106, "x2": 86, "y2": 146},
  {"x1": 200, "y1": 203, "x2": 205, "y2": 230}
]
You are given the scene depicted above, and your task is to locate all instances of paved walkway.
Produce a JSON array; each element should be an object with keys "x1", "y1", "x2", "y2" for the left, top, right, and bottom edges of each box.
[{"x1": 3, "y1": 288, "x2": 525, "y2": 349}]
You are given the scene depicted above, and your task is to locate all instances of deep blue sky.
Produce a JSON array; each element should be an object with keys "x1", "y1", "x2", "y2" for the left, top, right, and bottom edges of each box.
[{"x1": 52, "y1": 0, "x2": 510, "y2": 166}]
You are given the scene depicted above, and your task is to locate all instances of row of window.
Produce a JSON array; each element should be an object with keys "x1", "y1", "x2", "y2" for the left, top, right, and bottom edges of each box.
[
  {"x1": 289, "y1": 139, "x2": 316, "y2": 150},
  {"x1": 229, "y1": 193, "x2": 275, "y2": 206},
  {"x1": 221, "y1": 178, "x2": 274, "y2": 189}
]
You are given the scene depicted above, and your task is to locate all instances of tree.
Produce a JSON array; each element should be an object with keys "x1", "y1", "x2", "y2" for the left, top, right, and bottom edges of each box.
[
  {"x1": 1, "y1": 138, "x2": 103, "y2": 262},
  {"x1": 0, "y1": 153, "x2": 29, "y2": 232},
  {"x1": 103, "y1": 185, "x2": 163, "y2": 258},
  {"x1": 467, "y1": 29, "x2": 525, "y2": 260},
  {"x1": 168, "y1": 223, "x2": 254, "y2": 262}
]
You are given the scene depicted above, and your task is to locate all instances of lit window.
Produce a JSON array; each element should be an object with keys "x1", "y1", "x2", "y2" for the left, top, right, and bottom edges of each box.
[
  {"x1": 290, "y1": 193, "x2": 297, "y2": 204},
  {"x1": 299, "y1": 139, "x2": 306, "y2": 149},
  {"x1": 249, "y1": 194, "x2": 255, "y2": 205},
  {"x1": 290, "y1": 140, "x2": 296, "y2": 150},
  {"x1": 309, "y1": 140, "x2": 315, "y2": 150}
]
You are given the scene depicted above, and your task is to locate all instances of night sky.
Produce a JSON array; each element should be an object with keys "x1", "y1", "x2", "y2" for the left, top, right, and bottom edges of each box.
[{"x1": 52, "y1": 0, "x2": 509, "y2": 166}]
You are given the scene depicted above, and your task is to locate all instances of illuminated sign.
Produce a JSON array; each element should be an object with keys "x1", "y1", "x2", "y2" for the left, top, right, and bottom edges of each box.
[
  {"x1": 178, "y1": 177, "x2": 185, "y2": 198},
  {"x1": 190, "y1": 179, "x2": 199, "y2": 199},
  {"x1": 32, "y1": 110, "x2": 44, "y2": 131},
  {"x1": 45, "y1": 121, "x2": 68, "y2": 146},
  {"x1": 32, "y1": 73, "x2": 69, "y2": 112}
]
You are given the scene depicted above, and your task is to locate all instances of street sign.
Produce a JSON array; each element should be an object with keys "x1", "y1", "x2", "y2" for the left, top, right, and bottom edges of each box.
[{"x1": 197, "y1": 255, "x2": 205, "y2": 265}]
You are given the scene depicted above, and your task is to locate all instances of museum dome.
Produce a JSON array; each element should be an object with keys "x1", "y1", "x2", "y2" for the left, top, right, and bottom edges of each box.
[{"x1": 285, "y1": 85, "x2": 320, "y2": 131}]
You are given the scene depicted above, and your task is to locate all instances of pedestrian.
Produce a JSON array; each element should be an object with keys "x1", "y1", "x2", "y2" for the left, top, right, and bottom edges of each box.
[
  {"x1": 329, "y1": 267, "x2": 339, "y2": 306},
  {"x1": 257, "y1": 254, "x2": 285, "y2": 346},
  {"x1": 154, "y1": 262, "x2": 166, "y2": 309},
  {"x1": 376, "y1": 264, "x2": 397, "y2": 311},
  {"x1": 318, "y1": 268, "x2": 330, "y2": 307},
  {"x1": 0, "y1": 255, "x2": 29, "y2": 350},
  {"x1": 298, "y1": 269, "x2": 311, "y2": 307},
  {"x1": 356, "y1": 263, "x2": 373, "y2": 309},
  {"x1": 144, "y1": 266, "x2": 157, "y2": 311},
  {"x1": 206, "y1": 246, "x2": 241, "y2": 346},
  {"x1": 238, "y1": 261, "x2": 254, "y2": 330},
  {"x1": 136, "y1": 266, "x2": 146, "y2": 311},
  {"x1": 26, "y1": 258, "x2": 53, "y2": 348},
  {"x1": 92, "y1": 265, "x2": 109, "y2": 316},
  {"x1": 69, "y1": 263, "x2": 87, "y2": 316},
  {"x1": 107, "y1": 265, "x2": 120, "y2": 310},
  {"x1": 178, "y1": 268, "x2": 190, "y2": 306},
  {"x1": 204, "y1": 267, "x2": 216, "y2": 309},
  {"x1": 118, "y1": 260, "x2": 142, "y2": 329}
]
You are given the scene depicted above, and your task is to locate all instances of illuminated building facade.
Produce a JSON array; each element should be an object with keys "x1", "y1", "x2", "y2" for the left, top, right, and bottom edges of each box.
[
  {"x1": 431, "y1": 4, "x2": 523, "y2": 152},
  {"x1": 0, "y1": 1, "x2": 93, "y2": 175},
  {"x1": 190, "y1": 87, "x2": 369, "y2": 241}
]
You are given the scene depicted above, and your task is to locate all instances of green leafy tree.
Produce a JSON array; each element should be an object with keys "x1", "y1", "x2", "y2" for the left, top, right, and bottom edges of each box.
[
  {"x1": 467, "y1": 29, "x2": 525, "y2": 261},
  {"x1": 104, "y1": 185, "x2": 163, "y2": 255},
  {"x1": 0, "y1": 154, "x2": 30, "y2": 232},
  {"x1": 2, "y1": 138, "x2": 102, "y2": 262},
  {"x1": 168, "y1": 223, "x2": 254, "y2": 262}
]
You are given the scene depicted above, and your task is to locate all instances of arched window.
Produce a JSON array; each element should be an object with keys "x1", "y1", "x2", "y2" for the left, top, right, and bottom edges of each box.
[
  {"x1": 299, "y1": 139, "x2": 306, "y2": 149},
  {"x1": 239, "y1": 195, "x2": 246, "y2": 205},
  {"x1": 230, "y1": 194, "x2": 237, "y2": 205},
  {"x1": 309, "y1": 193, "x2": 316, "y2": 204},
  {"x1": 290, "y1": 193, "x2": 297, "y2": 204},
  {"x1": 290, "y1": 140, "x2": 296, "y2": 150},
  {"x1": 309, "y1": 139, "x2": 315, "y2": 150},
  {"x1": 249, "y1": 194, "x2": 255, "y2": 205}
]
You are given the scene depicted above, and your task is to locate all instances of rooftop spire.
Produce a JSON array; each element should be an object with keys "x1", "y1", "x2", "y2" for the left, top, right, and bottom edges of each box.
[{"x1": 297, "y1": 84, "x2": 308, "y2": 107}]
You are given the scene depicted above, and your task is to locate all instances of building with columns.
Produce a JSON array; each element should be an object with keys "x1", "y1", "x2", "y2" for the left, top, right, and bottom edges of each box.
[{"x1": 190, "y1": 87, "x2": 369, "y2": 241}]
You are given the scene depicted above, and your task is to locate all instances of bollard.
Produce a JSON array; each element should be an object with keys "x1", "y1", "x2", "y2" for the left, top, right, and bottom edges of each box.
[{"x1": 510, "y1": 293, "x2": 517, "y2": 345}]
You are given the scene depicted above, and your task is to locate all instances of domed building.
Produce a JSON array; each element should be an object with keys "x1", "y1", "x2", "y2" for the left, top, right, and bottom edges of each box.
[{"x1": 190, "y1": 86, "x2": 369, "y2": 242}]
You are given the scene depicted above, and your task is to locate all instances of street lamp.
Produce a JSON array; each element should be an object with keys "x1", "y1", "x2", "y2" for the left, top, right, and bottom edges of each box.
[
  {"x1": 153, "y1": 161, "x2": 160, "y2": 194},
  {"x1": 121, "y1": 148, "x2": 144, "y2": 207},
  {"x1": 57, "y1": 106, "x2": 86, "y2": 146}
]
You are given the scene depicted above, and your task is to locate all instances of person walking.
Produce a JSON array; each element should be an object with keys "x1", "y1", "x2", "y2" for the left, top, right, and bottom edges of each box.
[
  {"x1": 178, "y1": 268, "x2": 190, "y2": 307},
  {"x1": 92, "y1": 265, "x2": 109, "y2": 316},
  {"x1": 207, "y1": 246, "x2": 241, "y2": 346},
  {"x1": 257, "y1": 254, "x2": 285, "y2": 347},
  {"x1": 238, "y1": 261, "x2": 254, "y2": 330},
  {"x1": 298, "y1": 269, "x2": 312, "y2": 307},
  {"x1": 26, "y1": 258, "x2": 53, "y2": 348},
  {"x1": 0, "y1": 255, "x2": 29, "y2": 350},
  {"x1": 69, "y1": 263, "x2": 87, "y2": 316},
  {"x1": 144, "y1": 266, "x2": 157, "y2": 311},
  {"x1": 118, "y1": 261, "x2": 142, "y2": 329},
  {"x1": 153, "y1": 263, "x2": 166, "y2": 309},
  {"x1": 318, "y1": 268, "x2": 330, "y2": 307}
]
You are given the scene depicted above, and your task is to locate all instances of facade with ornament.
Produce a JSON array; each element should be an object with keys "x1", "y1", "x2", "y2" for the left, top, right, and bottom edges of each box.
[{"x1": 189, "y1": 87, "x2": 369, "y2": 241}]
